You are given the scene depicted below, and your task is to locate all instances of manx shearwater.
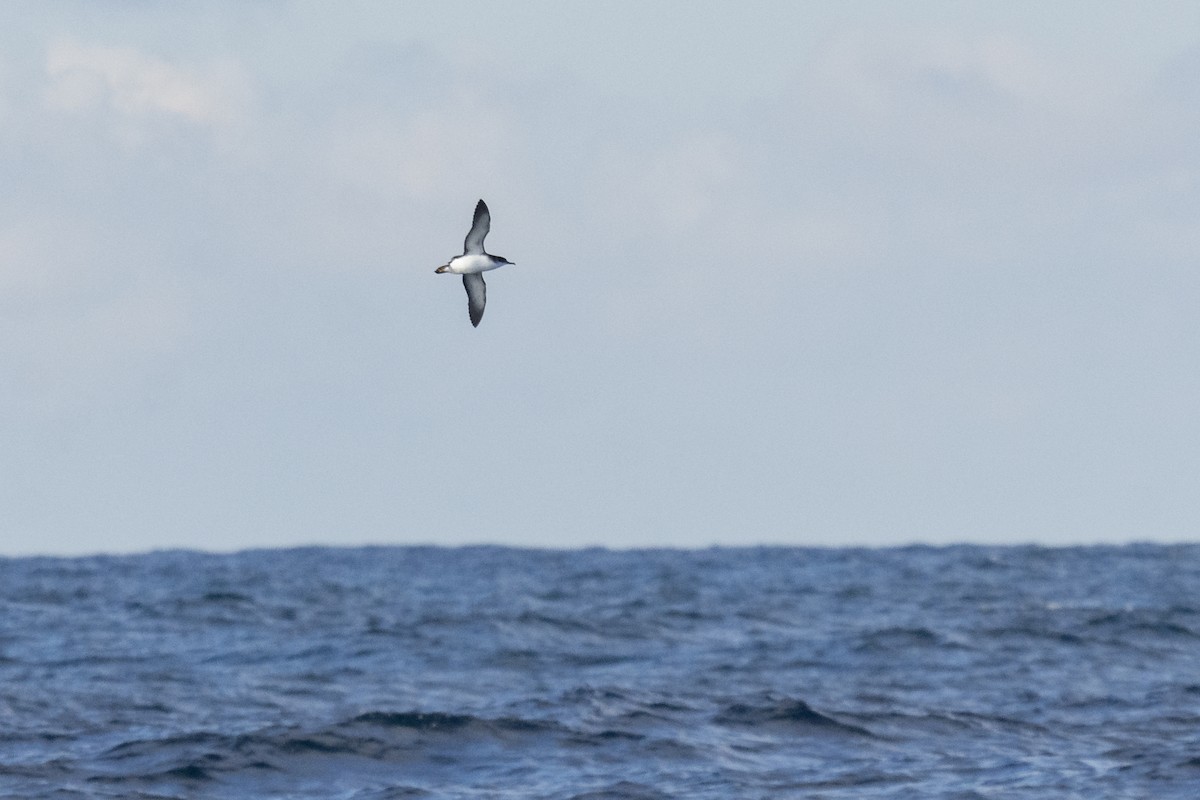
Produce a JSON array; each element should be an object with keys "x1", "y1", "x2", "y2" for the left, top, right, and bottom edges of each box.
[{"x1": 435, "y1": 199, "x2": 514, "y2": 327}]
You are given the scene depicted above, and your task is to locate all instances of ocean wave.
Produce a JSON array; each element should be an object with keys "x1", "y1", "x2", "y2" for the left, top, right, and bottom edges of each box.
[
  {"x1": 715, "y1": 696, "x2": 875, "y2": 737},
  {"x1": 3, "y1": 545, "x2": 1199, "y2": 798}
]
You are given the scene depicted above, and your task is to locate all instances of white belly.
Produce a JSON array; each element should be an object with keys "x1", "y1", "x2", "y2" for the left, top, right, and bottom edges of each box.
[{"x1": 449, "y1": 254, "x2": 501, "y2": 274}]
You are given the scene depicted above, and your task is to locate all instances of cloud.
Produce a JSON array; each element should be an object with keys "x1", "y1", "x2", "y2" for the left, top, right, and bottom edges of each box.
[
  {"x1": 811, "y1": 29, "x2": 1114, "y2": 117},
  {"x1": 44, "y1": 38, "x2": 249, "y2": 136},
  {"x1": 0, "y1": 213, "x2": 190, "y2": 410},
  {"x1": 325, "y1": 90, "x2": 522, "y2": 204},
  {"x1": 0, "y1": 58, "x2": 9, "y2": 123},
  {"x1": 0, "y1": 42, "x2": 243, "y2": 410},
  {"x1": 642, "y1": 135, "x2": 742, "y2": 232}
]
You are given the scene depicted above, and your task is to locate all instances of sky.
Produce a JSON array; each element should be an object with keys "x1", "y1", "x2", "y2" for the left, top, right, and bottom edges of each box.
[{"x1": 2, "y1": 2, "x2": 1199, "y2": 555}]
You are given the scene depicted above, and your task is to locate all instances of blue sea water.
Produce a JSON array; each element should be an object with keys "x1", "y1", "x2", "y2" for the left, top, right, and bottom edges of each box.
[{"x1": 1, "y1": 545, "x2": 1198, "y2": 799}]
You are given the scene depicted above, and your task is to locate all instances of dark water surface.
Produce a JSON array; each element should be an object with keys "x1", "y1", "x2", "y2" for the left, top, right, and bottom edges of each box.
[{"x1": 1, "y1": 545, "x2": 1198, "y2": 798}]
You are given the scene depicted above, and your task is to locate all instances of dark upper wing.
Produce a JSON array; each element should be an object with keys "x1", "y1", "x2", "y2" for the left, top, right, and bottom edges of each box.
[
  {"x1": 463, "y1": 273, "x2": 486, "y2": 327},
  {"x1": 463, "y1": 199, "x2": 490, "y2": 255}
]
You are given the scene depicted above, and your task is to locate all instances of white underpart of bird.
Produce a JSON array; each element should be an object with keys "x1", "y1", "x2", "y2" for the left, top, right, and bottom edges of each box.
[{"x1": 435, "y1": 199, "x2": 514, "y2": 327}]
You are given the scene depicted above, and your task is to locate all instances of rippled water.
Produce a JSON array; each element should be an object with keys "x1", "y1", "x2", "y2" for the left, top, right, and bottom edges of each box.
[{"x1": 1, "y1": 545, "x2": 1198, "y2": 798}]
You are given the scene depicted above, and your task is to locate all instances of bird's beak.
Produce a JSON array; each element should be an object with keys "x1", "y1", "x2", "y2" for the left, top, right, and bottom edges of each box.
[{"x1": 435, "y1": 265, "x2": 448, "y2": 273}]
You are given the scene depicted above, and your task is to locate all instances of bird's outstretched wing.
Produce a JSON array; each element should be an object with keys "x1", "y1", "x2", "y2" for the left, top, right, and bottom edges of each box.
[
  {"x1": 463, "y1": 199, "x2": 490, "y2": 254},
  {"x1": 463, "y1": 273, "x2": 486, "y2": 327}
]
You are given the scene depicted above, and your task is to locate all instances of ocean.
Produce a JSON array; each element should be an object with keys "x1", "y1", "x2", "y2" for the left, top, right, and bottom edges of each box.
[{"x1": 1, "y1": 545, "x2": 1198, "y2": 799}]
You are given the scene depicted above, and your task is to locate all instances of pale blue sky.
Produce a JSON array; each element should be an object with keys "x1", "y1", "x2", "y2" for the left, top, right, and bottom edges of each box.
[{"x1": 2, "y1": 2, "x2": 1199, "y2": 555}]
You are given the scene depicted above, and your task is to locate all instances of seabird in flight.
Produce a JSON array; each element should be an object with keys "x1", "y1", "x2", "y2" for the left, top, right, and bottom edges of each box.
[{"x1": 435, "y1": 199, "x2": 514, "y2": 327}]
